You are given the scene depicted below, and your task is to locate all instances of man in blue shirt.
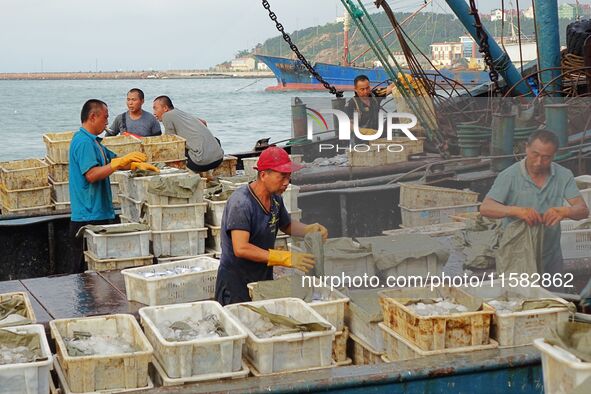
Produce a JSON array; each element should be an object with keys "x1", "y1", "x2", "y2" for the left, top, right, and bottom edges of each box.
[
  {"x1": 215, "y1": 147, "x2": 329, "y2": 305},
  {"x1": 68, "y1": 99, "x2": 158, "y2": 273},
  {"x1": 480, "y1": 130, "x2": 589, "y2": 275}
]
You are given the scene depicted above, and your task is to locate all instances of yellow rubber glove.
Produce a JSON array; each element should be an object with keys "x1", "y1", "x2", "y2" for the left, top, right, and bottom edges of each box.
[
  {"x1": 130, "y1": 162, "x2": 160, "y2": 173},
  {"x1": 110, "y1": 152, "x2": 147, "y2": 170},
  {"x1": 267, "y1": 249, "x2": 315, "y2": 273},
  {"x1": 304, "y1": 223, "x2": 328, "y2": 240}
]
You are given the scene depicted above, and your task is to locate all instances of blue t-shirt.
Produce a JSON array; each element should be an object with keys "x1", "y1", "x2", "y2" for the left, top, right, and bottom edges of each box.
[
  {"x1": 69, "y1": 127, "x2": 117, "y2": 222},
  {"x1": 219, "y1": 184, "x2": 291, "y2": 282}
]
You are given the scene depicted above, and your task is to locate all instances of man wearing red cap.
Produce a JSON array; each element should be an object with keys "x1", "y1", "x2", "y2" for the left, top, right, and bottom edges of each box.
[{"x1": 215, "y1": 147, "x2": 329, "y2": 305}]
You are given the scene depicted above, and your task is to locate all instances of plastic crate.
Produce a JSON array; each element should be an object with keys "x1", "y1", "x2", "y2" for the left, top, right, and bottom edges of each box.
[
  {"x1": 241, "y1": 157, "x2": 259, "y2": 178},
  {"x1": 282, "y1": 184, "x2": 300, "y2": 212},
  {"x1": 208, "y1": 155, "x2": 238, "y2": 178},
  {"x1": 49, "y1": 177, "x2": 70, "y2": 203},
  {"x1": 379, "y1": 287, "x2": 494, "y2": 351},
  {"x1": 225, "y1": 298, "x2": 335, "y2": 374},
  {"x1": 145, "y1": 202, "x2": 206, "y2": 230},
  {"x1": 274, "y1": 234, "x2": 290, "y2": 250},
  {"x1": 247, "y1": 279, "x2": 349, "y2": 331},
  {"x1": 382, "y1": 222, "x2": 466, "y2": 237},
  {"x1": 151, "y1": 227, "x2": 207, "y2": 257},
  {"x1": 0, "y1": 324, "x2": 53, "y2": 394},
  {"x1": 379, "y1": 322, "x2": 498, "y2": 362},
  {"x1": 332, "y1": 327, "x2": 349, "y2": 363},
  {"x1": 0, "y1": 292, "x2": 36, "y2": 327},
  {"x1": 561, "y1": 223, "x2": 591, "y2": 259},
  {"x1": 111, "y1": 182, "x2": 120, "y2": 204},
  {"x1": 45, "y1": 156, "x2": 69, "y2": 182},
  {"x1": 399, "y1": 202, "x2": 480, "y2": 227},
  {"x1": 575, "y1": 175, "x2": 591, "y2": 208},
  {"x1": 101, "y1": 135, "x2": 141, "y2": 157},
  {"x1": 345, "y1": 289, "x2": 385, "y2": 352},
  {"x1": 119, "y1": 194, "x2": 143, "y2": 222},
  {"x1": 463, "y1": 284, "x2": 572, "y2": 347},
  {"x1": 52, "y1": 199, "x2": 70, "y2": 212},
  {"x1": 205, "y1": 225, "x2": 222, "y2": 253},
  {"x1": 127, "y1": 172, "x2": 203, "y2": 204},
  {"x1": 399, "y1": 183, "x2": 479, "y2": 209},
  {"x1": 204, "y1": 198, "x2": 227, "y2": 226},
  {"x1": 156, "y1": 253, "x2": 214, "y2": 264},
  {"x1": 121, "y1": 256, "x2": 219, "y2": 305},
  {"x1": 534, "y1": 338, "x2": 591, "y2": 394},
  {"x1": 84, "y1": 251, "x2": 153, "y2": 272},
  {"x1": 49, "y1": 314, "x2": 153, "y2": 393},
  {"x1": 349, "y1": 333, "x2": 384, "y2": 365},
  {"x1": 0, "y1": 185, "x2": 51, "y2": 210},
  {"x1": 84, "y1": 224, "x2": 151, "y2": 259},
  {"x1": 0, "y1": 159, "x2": 49, "y2": 190},
  {"x1": 141, "y1": 135, "x2": 186, "y2": 162},
  {"x1": 0, "y1": 204, "x2": 53, "y2": 216},
  {"x1": 139, "y1": 301, "x2": 247, "y2": 379},
  {"x1": 43, "y1": 131, "x2": 74, "y2": 164}
]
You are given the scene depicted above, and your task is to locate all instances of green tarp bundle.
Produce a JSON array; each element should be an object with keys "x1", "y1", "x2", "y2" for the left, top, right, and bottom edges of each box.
[
  {"x1": 147, "y1": 175, "x2": 202, "y2": 199},
  {"x1": 76, "y1": 223, "x2": 149, "y2": 238},
  {"x1": 0, "y1": 296, "x2": 31, "y2": 327},
  {"x1": 545, "y1": 321, "x2": 591, "y2": 362},
  {"x1": 0, "y1": 329, "x2": 44, "y2": 363}
]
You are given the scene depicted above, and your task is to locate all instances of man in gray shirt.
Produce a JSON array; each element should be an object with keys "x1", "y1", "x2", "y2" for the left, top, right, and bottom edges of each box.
[
  {"x1": 153, "y1": 95, "x2": 224, "y2": 172},
  {"x1": 107, "y1": 88, "x2": 161, "y2": 137}
]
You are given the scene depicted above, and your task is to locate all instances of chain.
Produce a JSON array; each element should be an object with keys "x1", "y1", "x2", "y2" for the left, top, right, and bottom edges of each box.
[
  {"x1": 468, "y1": 0, "x2": 501, "y2": 94},
  {"x1": 262, "y1": 0, "x2": 344, "y2": 97}
]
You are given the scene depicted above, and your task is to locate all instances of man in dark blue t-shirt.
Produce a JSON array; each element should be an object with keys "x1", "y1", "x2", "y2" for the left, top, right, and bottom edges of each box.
[{"x1": 215, "y1": 147, "x2": 328, "y2": 305}]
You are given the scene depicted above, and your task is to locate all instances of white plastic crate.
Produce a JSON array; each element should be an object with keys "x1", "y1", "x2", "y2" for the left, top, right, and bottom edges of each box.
[
  {"x1": 204, "y1": 198, "x2": 227, "y2": 226},
  {"x1": 43, "y1": 131, "x2": 74, "y2": 164},
  {"x1": 534, "y1": 338, "x2": 591, "y2": 394},
  {"x1": 119, "y1": 194, "x2": 143, "y2": 223},
  {"x1": 282, "y1": 184, "x2": 300, "y2": 212},
  {"x1": 0, "y1": 204, "x2": 53, "y2": 216},
  {"x1": 151, "y1": 227, "x2": 208, "y2": 257},
  {"x1": 380, "y1": 323, "x2": 498, "y2": 362},
  {"x1": 84, "y1": 251, "x2": 153, "y2": 272},
  {"x1": 101, "y1": 135, "x2": 141, "y2": 157},
  {"x1": 139, "y1": 301, "x2": 247, "y2": 379},
  {"x1": 84, "y1": 224, "x2": 151, "y2": 259},
  {"x1": 0, "y1": 324, "x2": 53, "y2": 394},
  {"x1": 156, "y1": 253, "x2": 214, "y2": 264},
  {"x1": 345, "y1": 289, "x2": 385, "y2": 352},
  {"x1": 561, "y1": 223, "x2": 591, "y2": 259},
  {"x1": 111, "y1": 182, "x2": 120, "y2": 204},
  {"x1": 141, "y1": 134, "x2": 186, "y2": 162},
  {"x1": 0, "y1": 158, "x2": 49, "y2": 190},
  {"x1": 219, "y1": 176, "x2": 251, "y2": 192},
  {"x1": 0, "y1": 292, "x2": 36, "y2": 327},
  {"x1": 45, "y1": 156, "x2": 69, "y2": 182},
  {"x1": 144, "y1": 202, "x2": 206, "y2": 231},
  {"x1": 52, "y1": 199, "x2": 70, "y2": 212},
  {"x1": 399, "y1": 202, "x2": 480, "y2": 227},
  {"x1": 349, "y1": 333, "x2": 384, "y2": 365},
  {"x1": 274, "y1": 234, "x2": 290, "y2": 250},
  {"x1": 225, "y1": 298, "x2": 335, "y2": 375},
  {"x1": 241, "y1": 157, "x2": 258, "y2": 178},
  {"x1": 49, "y1": 314, "x2": 153, "y2": 393},
  {"x1": 575, "y1": 175, "x2": 591, "y2": 208},
  {"x1": 49, "y1": 177, "x2": 70, "y2": 203},
  {"x1": 247, "y1": 280, "x2": 349, "y2": 331},
  {"x1": 0, "y1": 185, "x2": 51, "y2": 210},
  {"x1": 463, "y1": 284, "x2": 572, "y2": 347},
  {"x1": 121, "y1": 256, "x2": 219, "y2": 305},
  {"x1": 206, "y1": 225, "x2": 222, "y2": 253}
]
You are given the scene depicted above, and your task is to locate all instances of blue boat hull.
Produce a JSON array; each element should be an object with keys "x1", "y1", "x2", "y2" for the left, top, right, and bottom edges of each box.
[{"x1": 255, "y1": 54, "x2": 490, "y2": 91}]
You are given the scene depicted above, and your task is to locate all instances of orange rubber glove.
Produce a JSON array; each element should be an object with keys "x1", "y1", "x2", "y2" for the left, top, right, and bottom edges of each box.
[
  {"x1": 110, "y1": 152, "x2": 147, "y2": 170},
  {"x1": 304, "y1": 223, "x2": 328, "y2": 240},
  {"x1": 130, "y1": 162, "x2": 160, "y2": 173},
  {"x1": 267, "y1": 249, "x2": 315, "y2": 273}
]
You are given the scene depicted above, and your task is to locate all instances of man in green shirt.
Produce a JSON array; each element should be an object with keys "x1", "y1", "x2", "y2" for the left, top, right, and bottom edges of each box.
[{"x1": 480, "y1": 130, "x2": 589, "y2": 275}]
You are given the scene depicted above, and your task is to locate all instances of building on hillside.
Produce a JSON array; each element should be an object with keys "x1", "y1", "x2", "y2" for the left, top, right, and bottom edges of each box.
[
  {"x1": 231, "y1": 57, "x2": 256, "y2": 72},
  {"x1": 430, "y1": 42, "x2": 464, "y2": 67},
  {"x1": 256, "y1": 62, "x2": 269, "y2": 71}
]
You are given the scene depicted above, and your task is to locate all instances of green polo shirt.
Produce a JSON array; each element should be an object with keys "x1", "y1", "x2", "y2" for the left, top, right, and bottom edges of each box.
[{"x1": 486, "y1": 159, "x2": 581, "y2": 273}]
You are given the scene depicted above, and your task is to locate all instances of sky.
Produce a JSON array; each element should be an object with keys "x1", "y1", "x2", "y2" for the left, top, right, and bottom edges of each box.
[{"x1": 0, "y1": 0, "x2": 582, "y2": 73}]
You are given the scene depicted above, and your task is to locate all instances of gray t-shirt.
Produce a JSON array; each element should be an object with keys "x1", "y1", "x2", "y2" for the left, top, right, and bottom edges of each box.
[
  {"x1": 109, "y1": 110, "x2": 161, "y2": 137},
  {"x1": 162, "y1": 108, "x2": 224, "y2": 165}
]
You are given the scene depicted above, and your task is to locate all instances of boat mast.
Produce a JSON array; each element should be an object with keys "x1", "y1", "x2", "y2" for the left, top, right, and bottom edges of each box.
[{"x1": 343, "y1": 12, "x2": 351, "y2": 66}]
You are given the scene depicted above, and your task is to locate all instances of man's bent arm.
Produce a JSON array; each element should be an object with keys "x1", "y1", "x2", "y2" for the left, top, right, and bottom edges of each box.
[
  {"x1": 565, "y1": 196, "x2": 590, "y2": 220},
  {"x1": 231, "y1": 229, "x2": 270, "y2": 264}
]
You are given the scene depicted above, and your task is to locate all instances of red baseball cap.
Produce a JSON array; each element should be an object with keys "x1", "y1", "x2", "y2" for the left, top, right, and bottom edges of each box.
[{"x1": 255, "y1": 147, "x2": 304, "y2": 173}]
